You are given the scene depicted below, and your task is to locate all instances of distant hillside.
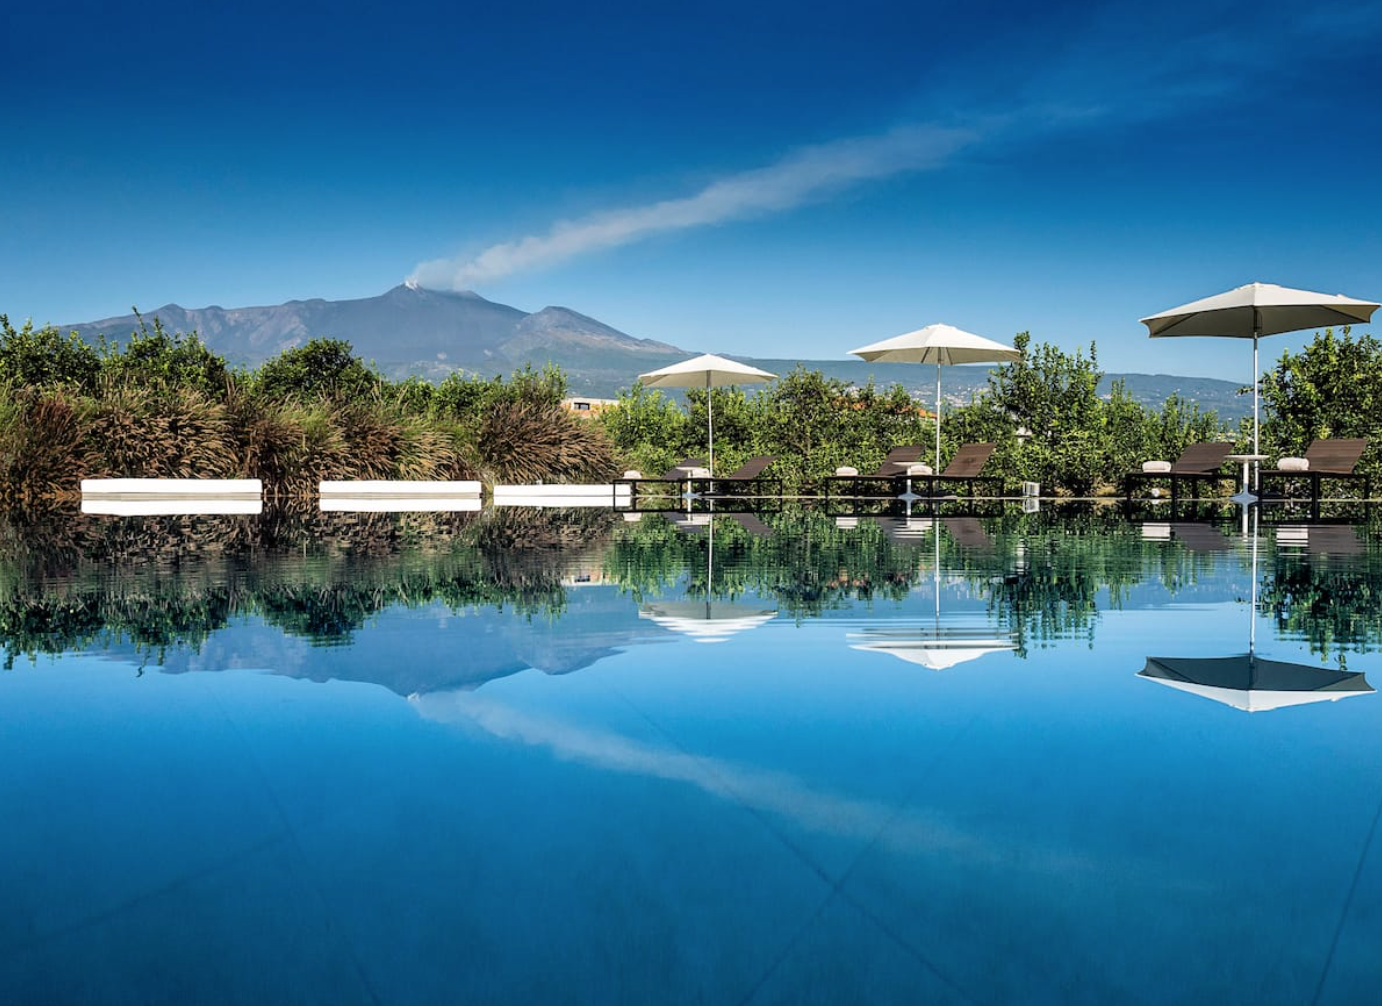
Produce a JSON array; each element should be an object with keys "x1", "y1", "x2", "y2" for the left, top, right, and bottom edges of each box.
[
  {"x1": 68, "y1": 283, "x2": 687, "y2": 390},
  {"x1": 65, "y1": 285, "x2": 1249, "y2": 419}
]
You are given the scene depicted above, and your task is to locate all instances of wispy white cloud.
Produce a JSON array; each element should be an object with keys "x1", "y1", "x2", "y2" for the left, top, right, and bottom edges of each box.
[
  {"x1": 407, "y1": 0, "x2": 1382, "y2": 292},
  {"x1": 408, "y1": 124, "x2": 978, "y2": 290}
]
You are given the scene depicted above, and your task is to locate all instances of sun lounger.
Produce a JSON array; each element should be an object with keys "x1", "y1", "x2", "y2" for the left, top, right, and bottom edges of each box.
[
  {"x1": 912, "y1": 443, "x2": 1002, "y2": 498},
  {"x1": 1124, "y1": 442, "x2": 1234, "y2": 501},
  {"x1": 1257, "y1": 439, "x2": 1369, "y2": 502},
  {"x1": 822, "y1": 446, "x2": 925, "y2": 499},
  {"x1": 689, "y1": 456, "x2": 781, "y2": 496}
]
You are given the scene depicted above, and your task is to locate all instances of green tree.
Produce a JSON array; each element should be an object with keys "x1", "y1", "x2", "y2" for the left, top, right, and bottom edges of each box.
[
  {"x1": 0, "y1": 316, "x2": 101, "y2": 391},
  {"x1": 1260, "y1": 326, "x2": 1382, "y2": 485},
  {"x1": 99, "y1": 316, "x2": 229, "y2": 396},
  {"x1": 252, "y1": 338, "x2": 382, "y2": 401}
]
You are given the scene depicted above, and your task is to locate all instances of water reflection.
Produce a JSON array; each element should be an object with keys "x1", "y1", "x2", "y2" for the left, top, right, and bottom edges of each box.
[
  {"x1": 1142, "y1": 508, "x2": 1374, "y2": 710},
  {"x1": 0, "y1": 503, "x2": 1379, "y2": 682},
  {"x1": 1140, "y1": 655, "x2": 1374, "y2": 711},
  {"x1": 846, "y1": 513, "x2": 1015, "y2": 669}
]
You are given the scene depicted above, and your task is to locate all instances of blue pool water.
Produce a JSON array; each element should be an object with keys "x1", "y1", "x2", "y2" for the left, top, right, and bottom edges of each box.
[{"x1": 0, "y1": 506, "x2": 1379, "y2": 1004}]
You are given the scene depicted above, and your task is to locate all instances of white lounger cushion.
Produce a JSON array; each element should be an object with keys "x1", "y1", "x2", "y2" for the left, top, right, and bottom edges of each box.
[
  {"x1": 622, "y1": 470, "x2": 643, "y2": 479},
  {"x1": 684, "y1": 467, "x2": 711, "y2": 479},
  {"x1": 1141, "y1": 460, "x2": 1172, "y2": 473},
  {"x1": 1277, "y1": 457, "x2": 1310, "y2": 471},
  {"x1": 906, "y1": 463, "x2": 934, "y2": 476},
  {"x1": 834, "y1": 466, "x2": 859, "y2": 477}
]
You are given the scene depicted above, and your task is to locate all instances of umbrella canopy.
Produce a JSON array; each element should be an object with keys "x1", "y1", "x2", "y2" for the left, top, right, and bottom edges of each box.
[
  {"x1": 850, "y1": 324, "x2": 1019, "y2": 473},
  {"x1": 1140, "y1": 283, "x2": 1379, "y2": 460},
  {"x1": 638, "y1": 354, "x2": 777, "y2": 476},
  {"x1": 638, "y1": 511, "x2": 778, "y2": 642},
  {"x1": 639, "y1": 600, "x2": 778, "y2": 643},
  {"x1": 848, "y1": 628, "x2": 1015, "y2": 670},
  {"x1": 1139, "y1": 654, "x2": 1373, "y2": 712}
]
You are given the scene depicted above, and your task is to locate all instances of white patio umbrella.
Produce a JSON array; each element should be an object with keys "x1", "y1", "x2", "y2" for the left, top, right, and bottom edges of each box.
[
  {"x1": 850, "y1": 324, "x2": 1020, "y2": 473},
  {"x1": 638, "y1": 354, "x2": 777, "y2": 476},
  {"x1": 1140, "y1": 282, "x2": 1379, "y2": 461}
]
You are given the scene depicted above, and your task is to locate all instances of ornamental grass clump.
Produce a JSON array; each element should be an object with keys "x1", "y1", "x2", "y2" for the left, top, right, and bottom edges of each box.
[
  {"x1": 80, "y1": 385, "x2": 237, "y2": 481},
  {"x1": 476, "y1": 399, "x2": 616, "y2": 485},
  {"x1": 0, "y1": 389, "x2": 87, "y2": 500}
]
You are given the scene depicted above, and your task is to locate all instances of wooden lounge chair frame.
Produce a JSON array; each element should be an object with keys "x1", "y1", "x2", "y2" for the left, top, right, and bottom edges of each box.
[
  {"x1": 907, "y1": 443, "x2": 1003, "y2": 498},
  {"x1": 1257, "y1": 438, "x2": 1370, "y2": 502},
  {"x1": 822, "y1": 445, "x2": 925, "y2": 500},
  {"x1": 689, "y1": 455, "x2": 782, "y2": 497},
  {"x1": 1123, "y1": 442, "x2": 1234, "y2": 501}
]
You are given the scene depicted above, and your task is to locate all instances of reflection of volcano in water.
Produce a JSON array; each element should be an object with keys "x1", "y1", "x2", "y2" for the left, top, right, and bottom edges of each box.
[{"x1": 118, "y1": 586, "x2": 671, "y2": 696}]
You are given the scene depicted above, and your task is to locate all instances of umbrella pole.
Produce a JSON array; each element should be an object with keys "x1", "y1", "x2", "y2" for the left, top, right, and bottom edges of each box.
[
  {"x1": 1249, "y1": 504, "x2": 1258, "y2": 661},
  {"x1": 935, "y1": 362, "x2": 943, "y2": 474},
  {"x1": 707, "y1": 372, "x2": 714, "y2": 477},
  {"x1": 934, "y1": 516, "x2": 941, "y2": 625},
  {"x1": 1252, "y1": 328, "x2": 1260, "y2": 477},
  {"x1": 708, "y1": 510, "x2": 714, "y2": 604}
]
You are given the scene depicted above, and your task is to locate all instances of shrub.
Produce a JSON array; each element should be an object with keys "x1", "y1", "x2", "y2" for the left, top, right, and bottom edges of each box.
[
  {"x1": 0, "y1": 316, "x2": 100, "y2": 391},
  {"x1": 252, "y1": 338, "x2": 382, "y2": 402},
  {"x1": 99, "y1": 319, "x2": 229, "y2": 396}
]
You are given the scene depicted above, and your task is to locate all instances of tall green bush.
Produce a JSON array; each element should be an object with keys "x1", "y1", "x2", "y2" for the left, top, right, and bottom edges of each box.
[
  {"x1": 1260, "y1": 326, "x2": 1382, "y2": 485},
  {"x1": 0, "y1": 316, "x2": 101, "y2": 391}
]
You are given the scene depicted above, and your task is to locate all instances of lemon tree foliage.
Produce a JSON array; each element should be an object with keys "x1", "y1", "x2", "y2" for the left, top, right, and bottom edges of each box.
[
  {"x1": 602, "y1": 336, "x2": 1227, "y2": 494},
  {"x1": 1260, "y1": 326, "x2": 1382, "y2": 484}
]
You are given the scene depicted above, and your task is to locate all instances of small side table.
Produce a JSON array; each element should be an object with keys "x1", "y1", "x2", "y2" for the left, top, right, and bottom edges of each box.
[{"x1": 1225, "y1": 453, "x2": 1268, "y2": 504}]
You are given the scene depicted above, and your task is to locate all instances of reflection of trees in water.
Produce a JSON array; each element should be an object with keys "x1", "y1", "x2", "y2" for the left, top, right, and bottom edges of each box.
[
  {"x1": 0, "y1": 504, "x2": 616, "y2": 667},
  {"x1": 603, "y1": 513, "x2": 920, "y2": 614},
  {"x1": 1259, "y1": 551, "x2": 1382, "y2": 661},
  {"x1": 962, "y1": 510, "x2": 1232, "y2": 656},
  {"x1": 3, "y1": 503, "x2": 1380, "y2": 668}
]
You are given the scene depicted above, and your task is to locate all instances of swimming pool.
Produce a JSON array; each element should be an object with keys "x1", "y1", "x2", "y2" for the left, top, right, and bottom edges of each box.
[{"x1": 1, "y1": 504, "x2": 1378, "y2": 1004}]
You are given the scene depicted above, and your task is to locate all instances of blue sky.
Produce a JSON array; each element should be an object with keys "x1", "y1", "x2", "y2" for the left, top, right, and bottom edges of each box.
[{"x1": 3, "y1": 0, "x2": 1380, "y2": 377}]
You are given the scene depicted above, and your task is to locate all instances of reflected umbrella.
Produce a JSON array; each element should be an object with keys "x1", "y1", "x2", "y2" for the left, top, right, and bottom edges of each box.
[
  {"x1": 1139, "y1": 654, "x2": 1372, "y2": 712},
  {"x1": 848, "y1": 627, "x2": 1015, "y2": 670},
  {"x1": 1140, "y1": 508, "x2": 1373, "y2": 711},
  {"x1": 639, "y1": 600, "x2": 778, "y2": 644},
  {"x1": 639, "y1": 509, "x2": 777, "y2": 643},
  {"x1": 848, "y1": 507, "x2": 1014, "y2": 670}
]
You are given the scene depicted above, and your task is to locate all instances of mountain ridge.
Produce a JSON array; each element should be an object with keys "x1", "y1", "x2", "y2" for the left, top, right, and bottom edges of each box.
[{"x1": 63, "y1": 285, "x2": 1251, "y2": 418}]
